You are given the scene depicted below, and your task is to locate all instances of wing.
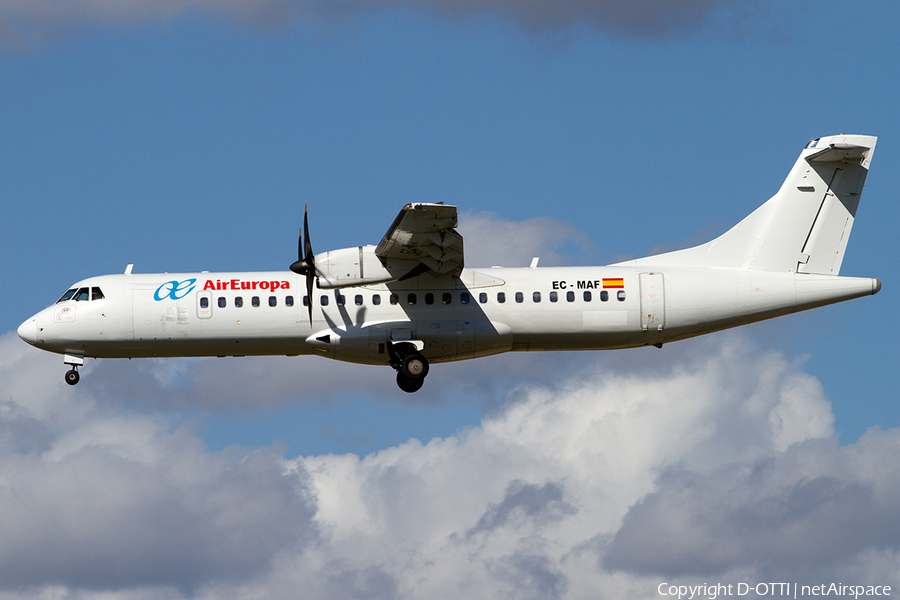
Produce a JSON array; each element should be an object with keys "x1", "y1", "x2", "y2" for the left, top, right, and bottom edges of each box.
[{"x1": 375, "y1": 203, "x2": 464, "y2": 279}]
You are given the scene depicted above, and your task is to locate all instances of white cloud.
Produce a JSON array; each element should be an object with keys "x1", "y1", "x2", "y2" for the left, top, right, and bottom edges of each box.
[
  {"x1": 0, "y1": 0, "x2": 778, "y2": 48},
  {"x1": 459, "y1": 211, "x2": 594, "y2": 268},
  {"x1": 605, "y1": 429, "x2": 900, "y2": 578},
  {"x1": 262, "y1": 336, "x2": 847, "y2": 599},
  {"x1": 0, "y1": 333, "x2": 316, "y2": 593},
  {"x1": 4, "y1": 326, "x2": 900, "y2": 599}
]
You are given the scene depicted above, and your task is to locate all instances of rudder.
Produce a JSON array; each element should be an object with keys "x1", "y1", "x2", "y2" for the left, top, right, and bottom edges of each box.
[{"x1": 796, "y1": 137, "x2": 874, "y2": 274}]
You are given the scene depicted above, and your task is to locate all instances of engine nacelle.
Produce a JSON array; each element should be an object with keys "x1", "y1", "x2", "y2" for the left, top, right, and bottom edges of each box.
[{"x1": 315, "y1": 245, "x2": 418, "y2": 289}]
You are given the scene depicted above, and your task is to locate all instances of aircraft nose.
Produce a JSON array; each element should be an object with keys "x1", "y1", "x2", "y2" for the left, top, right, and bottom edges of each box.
[{"x1": 17, "y1": 317, "x2": 37, "y2": 346}]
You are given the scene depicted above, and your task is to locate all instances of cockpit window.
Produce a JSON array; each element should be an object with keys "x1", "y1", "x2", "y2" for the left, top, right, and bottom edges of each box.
[
  {"x1": 56, "y1": 286, "x2": 106, "y2": 302},
  {"x1": 57, "y1": 288, "x2": 78, "y2": 303}
]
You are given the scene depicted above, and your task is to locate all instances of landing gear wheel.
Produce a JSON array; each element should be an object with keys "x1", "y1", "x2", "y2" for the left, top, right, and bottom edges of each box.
[
  {"x1": 400, "y1": 353, "x2": 429, "y2": 380},
  {"x1": 397, "y1": 372, "x2": 424, "y2": 393},
  {"x1": 65, "y1": 369, "x2": 80, "y2": 386}
]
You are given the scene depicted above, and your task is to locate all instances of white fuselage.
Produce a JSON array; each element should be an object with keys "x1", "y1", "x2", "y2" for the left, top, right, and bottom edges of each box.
[
  {"x1": 16, "y1": 134, "x2": 883, "y2": 391},
  {"x1": 17, "y1": 265, "x2": 880, "y2": 366}
]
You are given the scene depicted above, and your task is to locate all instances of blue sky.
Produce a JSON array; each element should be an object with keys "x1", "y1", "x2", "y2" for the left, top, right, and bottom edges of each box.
[{"x1": 1, "y1": 1, "x2": 899, "y2": 597}]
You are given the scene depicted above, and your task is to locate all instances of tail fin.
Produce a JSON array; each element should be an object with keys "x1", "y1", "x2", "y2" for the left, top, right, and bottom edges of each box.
[{"x1": 622, "y1": 134, "x2": 877, "y2": 274}]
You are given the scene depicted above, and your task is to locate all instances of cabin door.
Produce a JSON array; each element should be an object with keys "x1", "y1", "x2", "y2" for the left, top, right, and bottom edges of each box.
[{"x1": 639, "y1": 272, "x2": 665, "y2": 332}]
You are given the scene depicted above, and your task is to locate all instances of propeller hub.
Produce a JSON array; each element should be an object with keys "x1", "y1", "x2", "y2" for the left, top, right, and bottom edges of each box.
[{"x1": 290, "y1": 260, "x2": 312, "y2": 276}]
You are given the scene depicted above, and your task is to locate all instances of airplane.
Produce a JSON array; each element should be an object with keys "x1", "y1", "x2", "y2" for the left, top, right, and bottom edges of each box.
[{"x1": 18, "y1": 134, "x2": 882, "y2": 393}]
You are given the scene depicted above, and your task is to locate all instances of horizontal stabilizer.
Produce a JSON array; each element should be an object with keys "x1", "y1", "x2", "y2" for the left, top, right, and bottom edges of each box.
[{"x1": 806, "y1": 143, "x2": 869, "y2": 164}]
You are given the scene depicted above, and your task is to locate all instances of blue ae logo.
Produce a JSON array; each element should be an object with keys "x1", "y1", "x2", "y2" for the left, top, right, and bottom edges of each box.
[{"x1": 154, "y1": 279, "x2": 197, "y2": 301}]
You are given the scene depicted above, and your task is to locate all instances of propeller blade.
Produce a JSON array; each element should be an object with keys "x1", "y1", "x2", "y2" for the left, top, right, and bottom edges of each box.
[
  {"x1": 303, "y1": 205, "x2": 313, "y2": 265},
  {"x1": 287, "y1": 205, "x2": 315, "y2": 327},
  {"x1": 297, "y1": 225, "x2": 303, "y2": 263},
  {"x1": 305, "y1": 266, "x2": 314, "y2": 327},
  {"x1": 304, "y1": 205, "x2": 315, "y2": 326}
]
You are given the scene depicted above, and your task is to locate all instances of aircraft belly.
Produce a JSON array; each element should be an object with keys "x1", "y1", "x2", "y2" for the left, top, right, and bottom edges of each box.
[
  {"x1": 451, "y1": 319, "x2": 513, "y2": 361},
  {"x1": 419, "y1": 319, "x2": 513, "y2": 361},
  {"x1": 307, "y1": 318, "x2": 514, "y2": 365},
  {"x1": 420, "y1": 319, "x2": 461, "y2": 358},
  {"x1": 86, "y1": 336, "x2": 310, "y2": 359},
  {"x1": 503, "y1": 309, "x2": 641, "y2": 351}
]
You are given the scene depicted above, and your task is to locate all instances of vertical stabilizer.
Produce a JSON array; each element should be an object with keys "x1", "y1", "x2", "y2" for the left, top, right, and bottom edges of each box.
[
  {"x1": 619, "y1": 135, "x2": 876, "y2": 274},
  {"x1": 796, "y1": 137, "x2": 874, "y2": 274}
]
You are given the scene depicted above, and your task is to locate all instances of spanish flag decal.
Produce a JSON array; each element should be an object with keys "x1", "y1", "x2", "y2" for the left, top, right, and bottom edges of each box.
[{"x1": 602, "y1": 278, "x2": 624, "y2": 289}]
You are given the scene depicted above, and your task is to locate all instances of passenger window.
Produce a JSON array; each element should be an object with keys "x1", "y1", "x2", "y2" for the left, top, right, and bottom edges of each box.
[
  {"x1": 320, "y1": 295, "x2": 329, "y2": 306},
  {"x1": 479, "y1": 292, "x2": 488, "y2": 304},
  {"x1": 74, "y1": 288, "x2": 90, "y2": 301},
  {"x1": 200, "y1": 297, "x2": 209, "y2": 309},
  {"x1": 600, "y1": 291, "x2": 609, "y2": 302},
  {"x1": 252, "y1": 296, "x2": 260, "y2": 307},
  {"x1": 425, "y1": 293, "x2": 434, "y2": 305},
  {"x1": 460, "y1": 292, "x2": 470, "y2": 304},
  {"x1": 235, "y1": 297, "x2": 243, "y2": 308},
  {"x1": 549, "y1": 291, "x2": 557, "y2": 303},
  {"x1": 355, "y1": 294, "x2": 363, "y2": 306},
  {"x1": 407, "y1": 293, "x2": 417, "y2": 306},
  {"x1": 442, "y1": 293, "x2": 452, "y2": 305},
  {"x1": 286, "y1": 296, "x2": 294, "y2": 307},
  {"x1": 390, "y1": 294, "x2": 399, "y2": 305},
  {"x1": 269, "y1": 296, "x2": 277, "y2": 307},
  {"x1": 618, "y1": 291, "x2": 626, "y2": 301},
  {"x1": 57, "y1": 289, "x2": 78, "y2": 303},
  {"x1": 218, "y1": 297, "x2": 226, "y2": 308},
  {"x1": 91, "y1": 287, "x2": 104, "y2": 301},
  {"x1": 336, "y1": 295, "x2": 345, "y2": 306},
  {"x1": 303, "y1": 296, "x2": 309, "y2": 307},
  {"x1": 372, "y1": 294, "x2": 381, "y2": 305},
  {"x1": 583, "y1": 291, "x2": 592, "y2": 302},
  {"x1": 497, "y1": 292, "x2": 506, "y2": 304},
  {"x1": 566, "y1": 291, "x2": 575, "y2": 302},
  {"x1": 533, "y1": 292, "x2": 541, "y2": 303},
  {"x1": 515, "y1": 292, "x2": 524, "y2": 303}
]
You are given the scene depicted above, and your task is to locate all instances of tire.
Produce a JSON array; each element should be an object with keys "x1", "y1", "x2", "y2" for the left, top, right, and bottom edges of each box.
[
  {"x1": 397, "y1": 372, "x2": 424, "y2": 393},
  {"x1": 65, "y1": 369, "x2": 80, "y2": 386},
  {"x1": 400, "y1": 353, "x2": 429, "y2": 380}
]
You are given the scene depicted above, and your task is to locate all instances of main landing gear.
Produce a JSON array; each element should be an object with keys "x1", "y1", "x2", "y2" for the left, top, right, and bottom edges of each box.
[{"x1": 390, "y1": 343, "x2": 429, "y2": 393}]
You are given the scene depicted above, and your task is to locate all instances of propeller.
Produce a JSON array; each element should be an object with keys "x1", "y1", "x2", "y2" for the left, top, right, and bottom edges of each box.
[{"x1": 289, "y1": 205, "x2": 316, "y2": 326}]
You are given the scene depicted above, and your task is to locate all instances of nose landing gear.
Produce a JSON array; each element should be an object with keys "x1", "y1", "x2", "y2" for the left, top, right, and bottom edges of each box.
[
  {"x1": 65, "y1": 368, "x2": 80, "y2": 386},
  {"x1": 63, "y1": 353, "x2": 84, "y2": 386}
]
